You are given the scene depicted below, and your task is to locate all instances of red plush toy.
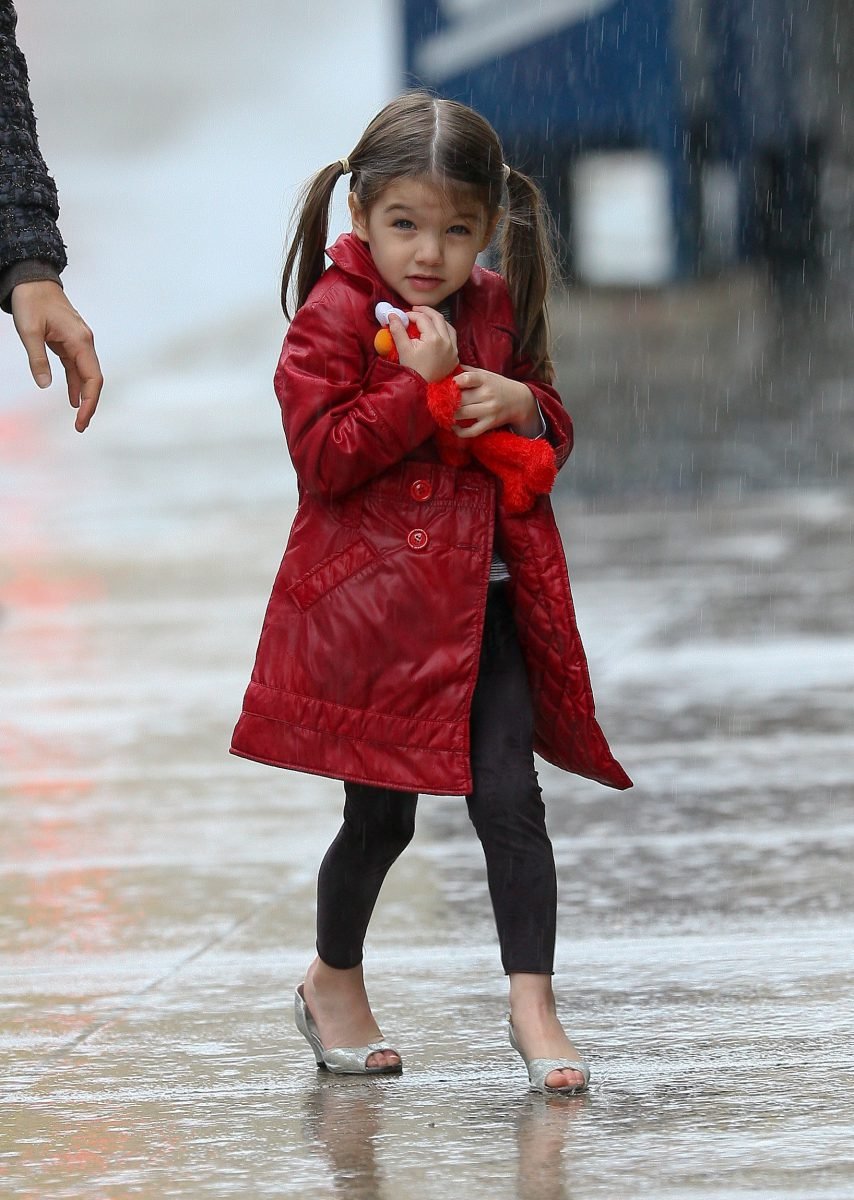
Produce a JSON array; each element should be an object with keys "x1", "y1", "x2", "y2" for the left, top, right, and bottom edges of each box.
[{"x1": 374, "y1": 303, "x2": 557, "y2": 514}]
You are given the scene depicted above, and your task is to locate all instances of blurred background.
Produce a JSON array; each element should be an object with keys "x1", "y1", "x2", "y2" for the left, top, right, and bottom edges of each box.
[
  {"x1": 407, "y1": 0, "x2": 850, "y2": 284},
  {"x1": 403, "y1": 0, "x2": 854, "y2": 495},
  {"x1": 2, "y1": 6, "x2": 853, "y2": 1196},
  {"x1": 4, "y1": 0, "x2": 853, "y2": 503}
]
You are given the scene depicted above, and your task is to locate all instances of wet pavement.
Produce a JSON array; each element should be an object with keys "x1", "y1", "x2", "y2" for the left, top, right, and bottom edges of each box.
[
  {"x1": 3, "y1": 2, "x2": 854, "y2": 1196},
  {"x1": 2, "y1": 363, "x2": 853, "y2": 1196}
]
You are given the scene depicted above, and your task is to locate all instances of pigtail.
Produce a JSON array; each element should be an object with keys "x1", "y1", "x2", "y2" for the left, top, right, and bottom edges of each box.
[
  {"x1": 281, "y1": 162, "x2": 350, "y2": 320},
  {"x1": 499, "y1": 166, "x2": 559, "y2": 382}
]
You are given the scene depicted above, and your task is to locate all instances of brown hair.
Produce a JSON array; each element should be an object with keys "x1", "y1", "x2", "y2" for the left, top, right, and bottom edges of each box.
[{"x1": 281, "y1": 92, "x2": 557, "y2": 380}]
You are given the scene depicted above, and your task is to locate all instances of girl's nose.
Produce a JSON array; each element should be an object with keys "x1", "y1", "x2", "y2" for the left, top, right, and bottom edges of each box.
[{"x1": 415, "y1": 234, "x2": 443, "y2": 265}]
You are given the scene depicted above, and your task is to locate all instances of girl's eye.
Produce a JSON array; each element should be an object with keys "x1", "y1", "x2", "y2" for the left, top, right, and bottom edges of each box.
[
  {"x1": 393, "y1": 219, "x2": 416, "y2": 231},
  {"x1": 449, "y1": 225, "x2": 472, "y2": 236}
]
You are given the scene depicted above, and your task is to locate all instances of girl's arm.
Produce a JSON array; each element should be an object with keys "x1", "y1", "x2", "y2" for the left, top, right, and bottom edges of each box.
[
  {"x1": 508, "y1": 360, "x2": 574, "y2": 471},
  {"x1": 275, "y1": 290, "x2": 438, "y2": 500},
  {"x1": 453, "y1": 345, "x2": 573, "y2": 470},
  {"x1": 452, "y1": 370, "x2": 544, "y2": 439}
]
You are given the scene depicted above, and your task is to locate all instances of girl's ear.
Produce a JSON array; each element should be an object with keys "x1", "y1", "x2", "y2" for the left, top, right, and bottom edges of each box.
[
  {"x1": 480, "y1": 207, "x2": 503, "y2": 252},
  {"x1": 349, "y1": 193, "x2": 369, "y2": 242}
]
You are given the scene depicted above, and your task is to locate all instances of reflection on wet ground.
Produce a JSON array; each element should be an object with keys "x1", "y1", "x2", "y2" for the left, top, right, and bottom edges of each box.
[{"x1": 2, "y1": 351, "x2": 852, "y2": 1196}]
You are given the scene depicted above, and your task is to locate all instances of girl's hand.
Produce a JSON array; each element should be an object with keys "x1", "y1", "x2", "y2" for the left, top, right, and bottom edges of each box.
[
  {"x1": 452, "y1": 369, "x2": 541, "y2": 438},
  {"x1": 389, "y1": 306, "x2": 458, "y2": 383}
]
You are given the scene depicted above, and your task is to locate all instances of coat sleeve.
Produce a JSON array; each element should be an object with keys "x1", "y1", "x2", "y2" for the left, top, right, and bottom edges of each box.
[
  {"x1": 511, "y1": 362, "x2": 573, "y2": 472},
  {"x1": 0, "y1": 2, "x2": 67, "y2": 291},
  {"x1": 499, "y1": 321, "x2": 573, "y2": 470},
  {"x1": 275, "y1": 286, "x2": 439, "y2": 500}
]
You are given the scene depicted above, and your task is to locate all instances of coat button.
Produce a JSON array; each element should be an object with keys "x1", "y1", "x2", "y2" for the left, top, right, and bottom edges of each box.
[
  {"x1": 407, "y1": 528, "x2": 429, "y2": 550},
  {"x1": 410, "y1": 478, "x2": 432, "y2": 502}
]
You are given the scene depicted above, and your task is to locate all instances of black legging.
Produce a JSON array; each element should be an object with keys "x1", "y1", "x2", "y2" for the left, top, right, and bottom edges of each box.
[{"x1": 315, "y1": 583, "x2": 557, "y2": 975}]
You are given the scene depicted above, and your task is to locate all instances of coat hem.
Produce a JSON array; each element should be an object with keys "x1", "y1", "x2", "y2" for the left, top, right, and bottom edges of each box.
[{"x1": 228, "y1": 745, "x2": 472, "y2": 797}]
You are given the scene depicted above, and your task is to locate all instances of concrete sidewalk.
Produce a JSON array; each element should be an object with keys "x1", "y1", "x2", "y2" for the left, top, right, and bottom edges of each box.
[{"x1": 2, "y1": 361, "x2": 852, "y2": 1196}]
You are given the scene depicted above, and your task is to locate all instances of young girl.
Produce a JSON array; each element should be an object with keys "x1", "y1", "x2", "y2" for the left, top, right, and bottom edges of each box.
[{"x1": 231, "y1": 92, "x2": 631, "y2": 1094}]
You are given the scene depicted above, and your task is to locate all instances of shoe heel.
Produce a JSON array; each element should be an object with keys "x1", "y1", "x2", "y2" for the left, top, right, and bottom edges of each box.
[
  {"x1": 508, "y1": 1019, "x2": 521, "y2": 1057},
  {"x1": 294, "y1": 982, "x2": 402, "y2": 1076},
  {"x1": 294, "y1": 987, "x2": 326, "y2": 1066}
]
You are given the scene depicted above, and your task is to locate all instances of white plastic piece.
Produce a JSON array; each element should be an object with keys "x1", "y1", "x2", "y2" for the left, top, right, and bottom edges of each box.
[{"x1": 375, "y1": 301, "x2": 409, "y2": 328}]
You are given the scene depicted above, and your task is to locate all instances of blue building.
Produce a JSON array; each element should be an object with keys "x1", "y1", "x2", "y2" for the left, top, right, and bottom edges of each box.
[{"x1": 403, "y1": 0, "x2": 828, "y2": 280}]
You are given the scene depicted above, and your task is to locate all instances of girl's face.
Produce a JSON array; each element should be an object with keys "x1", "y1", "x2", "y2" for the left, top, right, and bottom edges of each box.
[{"x1": 349, "y1": 177, "x2": 498, "y2": 309}]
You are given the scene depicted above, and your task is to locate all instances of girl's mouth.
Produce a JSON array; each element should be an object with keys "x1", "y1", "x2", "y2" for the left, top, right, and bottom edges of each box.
[{"x1": 407, "y1": 275, "x2": 443, "y2": 291}]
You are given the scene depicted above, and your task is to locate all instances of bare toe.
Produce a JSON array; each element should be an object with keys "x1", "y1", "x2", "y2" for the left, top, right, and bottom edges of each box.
[
  {"x1": 367, "y1": 1049, "x2": 401, "y2": 1071},
  {"x1": 545, "y1": 1067, "x2": 586, "y2": 1091}
]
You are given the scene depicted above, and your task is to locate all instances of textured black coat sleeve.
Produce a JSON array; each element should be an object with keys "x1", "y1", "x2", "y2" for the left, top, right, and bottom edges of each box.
[{"x1": 0, "y1": 1, "x2": 67, "y2": 276}]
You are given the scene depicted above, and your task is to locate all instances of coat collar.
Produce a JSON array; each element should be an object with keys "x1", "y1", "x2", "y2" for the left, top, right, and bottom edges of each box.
[{"x1": 326, "y1": 231, "x2": 387, "y2": 296}]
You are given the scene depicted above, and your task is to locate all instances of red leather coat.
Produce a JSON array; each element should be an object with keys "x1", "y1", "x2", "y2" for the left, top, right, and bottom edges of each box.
[{"x1": 230, "y1": 233, "x2": 631, "y2": 794}]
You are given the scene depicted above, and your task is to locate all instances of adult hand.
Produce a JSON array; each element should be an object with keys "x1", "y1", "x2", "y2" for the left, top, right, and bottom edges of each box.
[
  {"x1": 11, "y1": 280, "x2": 103, "y2": 431},
  {"x1": 453, "y1": 369, "x2": 540, "y2": 438}
]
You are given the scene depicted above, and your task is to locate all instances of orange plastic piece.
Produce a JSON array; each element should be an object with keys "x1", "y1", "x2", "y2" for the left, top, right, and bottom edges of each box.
[{"x1": 374, "y1": 327, "x2": 395, "y2": 357}]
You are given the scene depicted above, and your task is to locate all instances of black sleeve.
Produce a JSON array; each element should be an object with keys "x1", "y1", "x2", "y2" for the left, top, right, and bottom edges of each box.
[{"x1": 0, "y1": 1, "x2": 67, "y2": 278}]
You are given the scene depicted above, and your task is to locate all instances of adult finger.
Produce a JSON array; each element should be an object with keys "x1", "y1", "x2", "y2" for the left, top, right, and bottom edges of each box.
[
  {"x1": 64, "y1": 359, "x2": 83, "y2": 408},
  {"x1": 75, "y1": 388, "x2": 100, "y2": 433},
  {"x1": 18, "y1": 327, "x2": 53, "y2": 389},
  {"x1": 70, "y1": 339, "x2": 104, "y2": 431}
]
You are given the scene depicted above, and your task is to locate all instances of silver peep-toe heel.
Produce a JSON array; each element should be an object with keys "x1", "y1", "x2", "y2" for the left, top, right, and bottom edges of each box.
[
  {"x1": 508, "y1": 1018, "x2": 590, "y2": 1095},
  {"x1": 294, "y1": 985, "x2": 403, "y2": 1076}
]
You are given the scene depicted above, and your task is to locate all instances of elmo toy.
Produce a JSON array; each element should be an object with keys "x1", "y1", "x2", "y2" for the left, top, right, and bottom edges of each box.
[{"x1": 374, "y1": 302, "x2": 557, "y2": 514}]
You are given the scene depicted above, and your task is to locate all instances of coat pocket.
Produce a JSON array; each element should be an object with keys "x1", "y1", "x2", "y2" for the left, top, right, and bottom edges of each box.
[{"x1": 286, "y1": 536, "x2": 379, "y2": 612}]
